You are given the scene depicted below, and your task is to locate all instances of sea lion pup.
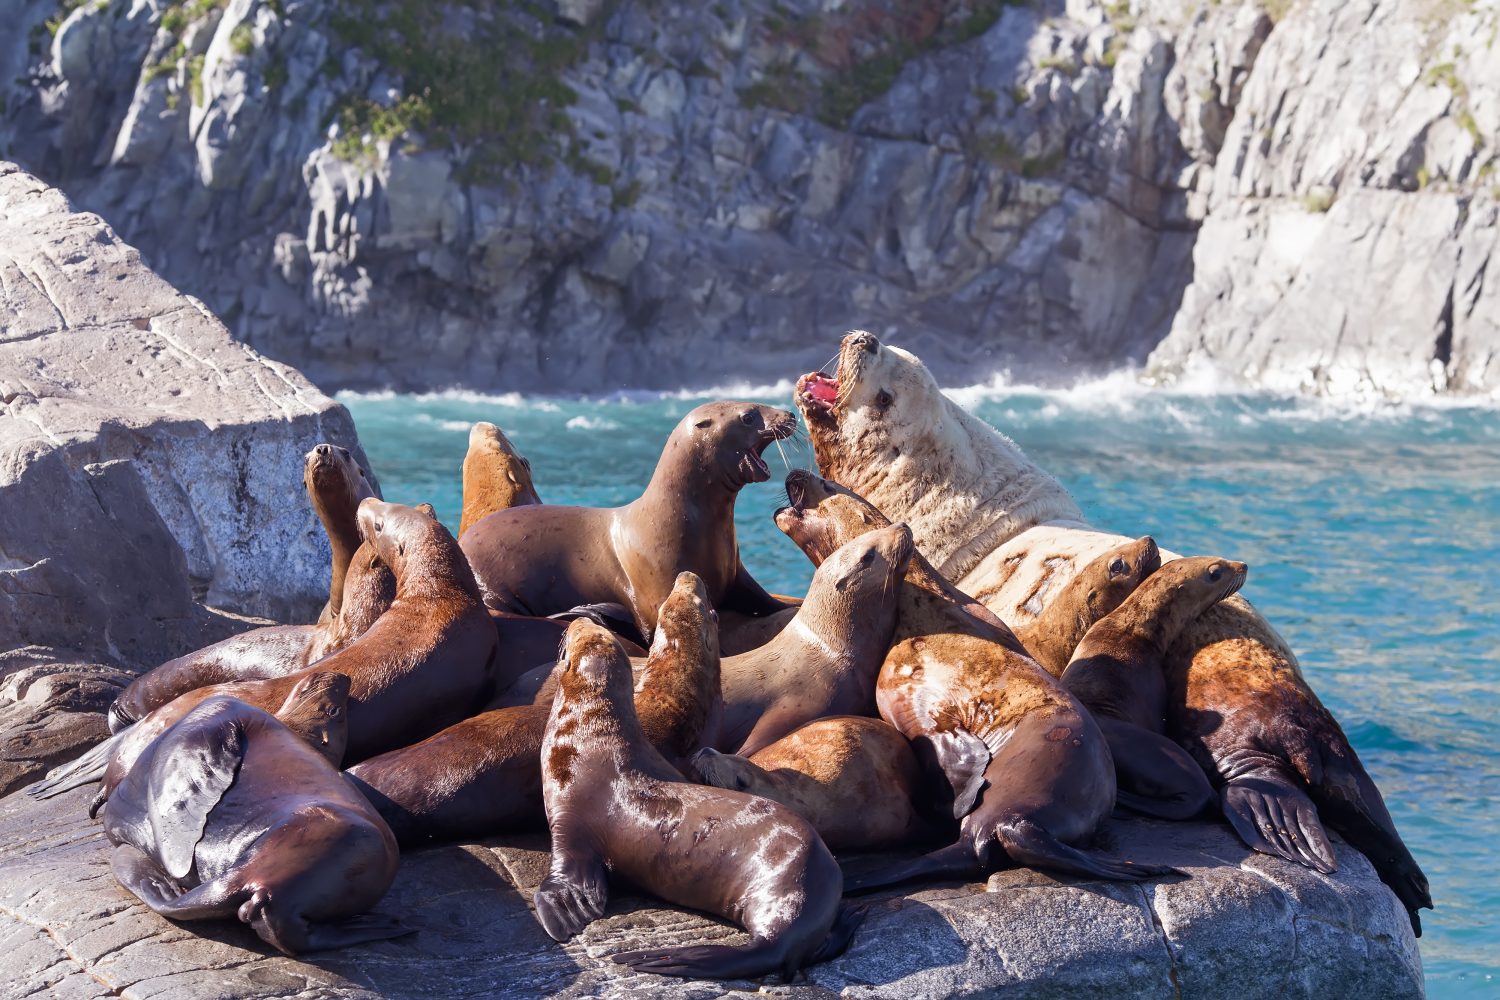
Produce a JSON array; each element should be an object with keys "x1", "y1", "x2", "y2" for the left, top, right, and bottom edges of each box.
[
  {"x1": 459, "y1": 421, "x2": 542, "y2": 538},
  {"x1": 794, "y1": 331, "x2": 1431, "y2": 931},
  {"x1": 691, "y1": 716, "x2": 930, "y2": 851},
  {"x1": 775, "y1": 471, "x2": 1176, "y2": 889},
  {"x1": 104, "y1": 446, "x2": 394, "y2": 734},
  {"x1": 535, "y1": 619, "x2": 859, "y2": 980},
  {"x1": 1061, "y1": 557, "x2": 1247, "y2": 820},
  {"x1": 460, "y1": 401, "x2": 796, "y2": 641},
  {"x1": 102, "y1": 673, "x2": 410, "y2": 955},
  {"x1": 346, "y1": 572, "x2": 721, "y2": 845},
  {"x1": 46, "y1": 499, "x2": 497, "y2": 810},
  {"x1": 1012, "y1": 537, "x2": 1162, "y2": 678}
]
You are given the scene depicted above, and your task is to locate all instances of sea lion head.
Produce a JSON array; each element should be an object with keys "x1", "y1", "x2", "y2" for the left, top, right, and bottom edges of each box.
[
  {"x1": 794, "y1": 331, "x2": 947, "y2": 494},
  {"x1": 775, "y1": 469, "x2": 894, "y2": 566},
  {"x1": 672, "y1": 401, "x2": 798, "y2": 492},
  {"x1": 303, "y1": 443, "x2": 377, "y2": 515},
  {"x1": 274, "y1": 671, "x2": 351, "y2": 767},
  {"x1": 1135, "y1": 556, "x2": 1249, "y2": 640},
  {"x1": 358, "y1": 498, "x2": 475, "y2": 594},
  {"x1": 806, "y1": 522, "x2": 915, "y2": 618},
  {"x1": 468, "y1": 422, "x2": 539, "y2": 504},
  {"x1": 1086, "y1": 536, "x2": 1162, "y2": 616},
  {"x1": 557, "y1": 618, "x2": 635, "y2": 710},
  {"x1": 650, "y1": 571, "x2": 719, "y2": 666},
  {"x1": 688, "y1": 747, "x2": 764, "y2": 794}
]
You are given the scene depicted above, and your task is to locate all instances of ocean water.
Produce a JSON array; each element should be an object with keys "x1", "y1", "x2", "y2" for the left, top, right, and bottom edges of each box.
[{"x1": 341, "y1": 378, "x2": 1499, "y2": 998}]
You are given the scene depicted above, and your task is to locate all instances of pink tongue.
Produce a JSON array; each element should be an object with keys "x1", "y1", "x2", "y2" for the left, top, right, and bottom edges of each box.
[{"x1": 806, "y1": 376, "x2": 839, "y2": 403}]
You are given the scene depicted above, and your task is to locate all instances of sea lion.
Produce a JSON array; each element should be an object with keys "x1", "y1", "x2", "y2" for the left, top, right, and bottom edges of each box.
[
  {"x1": 101, "y1": 673, "x2": 410, "y2": 955},
  {"x1": 1061, "y1": 557, "x2": 1247, "y2": 819},
  {"x1": 691, "y1": 716, "x2": 930, "y2": 851},
  {"x1": 794, "y1": 331, "x2": 1431, "y2": 932},
  {"x1": 1009, "y1": 537, "x2": 1162, "y2": 677},
  {"x1": 776, "y1": 471, "x2": 1176, "y2": 888},
  {"x1": 459, "y1": 421, "x2": 542, "y2": 538},
  {"x1": 347, "y1": 572, "x2": 720, "y2": 845},
  {"x1": 45, "y1": 499, "x2": 497, "y2": 810},
  {"x1": 307, "y1": 442, "x2": 380, "y2": 623},
  {"x1": 460, "y1": 401, "x2": 796, "y2": 641},
  {"x1": 106, "y1": 446, "x2": 395, "y2": 733},
  {"x1": 534, "y1": 619, "x2": 859, "y2": 979}
]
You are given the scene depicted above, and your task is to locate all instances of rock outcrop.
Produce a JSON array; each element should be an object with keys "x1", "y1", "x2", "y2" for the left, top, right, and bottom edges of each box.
[
  {"x1": 3, "y1": 0, "x2": 1493, "y2": 399},
  {"x1": 0, "y1": 782, "x2": 1423, "y2": 999},
  {"x1": 0, "y1": 161, "x2": 366, "y2": 794}
]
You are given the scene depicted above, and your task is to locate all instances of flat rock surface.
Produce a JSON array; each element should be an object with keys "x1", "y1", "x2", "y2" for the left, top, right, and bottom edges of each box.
[{"x1": 0, "y1": 773, "x2": 1422, "y2": 999}]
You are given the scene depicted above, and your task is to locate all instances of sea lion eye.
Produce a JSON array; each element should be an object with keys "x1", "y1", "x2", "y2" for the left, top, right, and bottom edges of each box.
[
  {"x1": 859, "y1": 550, "x2": 876, "y2": 567},
  {"x1": 1109, "y1": 558, "x2": 1128, "y2": 576},
  {"x1": 1209, "y1": 565, "x2": 1223, "y2": 582},
  {"x1": 875, "y1": 389, "x2": 893, "y2": 410},
  {"x1": 327, "y1": 705, "x2": 341, "y2": 718},
  {"x1": 338, "y1": 447, "x2": 351, "y2": 459},
  {"x1": 739, "y1": 410, "x2": 757, "y2": 425}
]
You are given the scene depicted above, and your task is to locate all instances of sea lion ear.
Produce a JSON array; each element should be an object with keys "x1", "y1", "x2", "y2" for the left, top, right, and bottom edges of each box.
[{"x1": 695, "y1": 418, "x2": 713, "y2": 429}]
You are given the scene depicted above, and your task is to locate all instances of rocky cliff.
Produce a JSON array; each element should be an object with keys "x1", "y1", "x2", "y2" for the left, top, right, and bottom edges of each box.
[
  {"x1": 1, "y1": 0, "x2": 1495, "y2": 399},
  {"x1": 0, "y1": 160, "x2": 364, "y2": 794}
]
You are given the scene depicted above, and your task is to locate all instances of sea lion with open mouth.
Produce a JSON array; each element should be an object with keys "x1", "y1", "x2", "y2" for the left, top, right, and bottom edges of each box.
[
  {"x1": 793, "y1": 331, "x2": 1431, "y2": 933},
  {"x1": 461, "y1": 401, "x2": 796, "y2": 642},
  {"x1": 776, "y1": 471, "x2": 1175, "y2": 889},
  {"x1": 534, "y1": 618, "x2": 860, "y2": 980}
]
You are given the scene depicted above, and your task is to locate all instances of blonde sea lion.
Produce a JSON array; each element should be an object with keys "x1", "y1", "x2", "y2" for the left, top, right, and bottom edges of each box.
[
  {"x1": 458, "y1": 421, "x2": 541, "y2": 538},
  {"x1": 793, "y1": 330, "x2": 1430, "y2": 932}
]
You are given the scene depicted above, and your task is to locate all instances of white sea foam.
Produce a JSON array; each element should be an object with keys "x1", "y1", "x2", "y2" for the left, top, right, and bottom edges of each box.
[{"x1": 565, "y1": 415, "x2": 622, "y2": 430}]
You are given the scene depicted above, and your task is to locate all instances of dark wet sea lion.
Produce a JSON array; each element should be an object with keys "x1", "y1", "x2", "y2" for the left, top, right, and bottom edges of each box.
[
  {"x1": 792, "y1": 331, "x2": 1430, "y2": 931},
  {"x1": 691, "y1": 716, "x2": 930, "y2": 851},
  {"x1": 775, "y1": 472, "x2": 1175, "y2": 889},
  {"x1": 102, "y1": 674, "x2": 410, "y2": 955},
  {"x1": 459, "y1": 421, "x2": 541, "y2": 538},
  {"x1": 1061, "y1": 557, "x2": 1247, "y2": 820},
  {"x1": 1009, "y1": 537, "x2": 1161, "y2": 677},
  {"x1": 61, "y1": 500, "x2": 497, "y2": 811},
  {"x1": 347, "y1": 573, "x2": 721, "y2": 845},
  {"x1": 460, "y1": 401, "x2": 796, "y2": 640},
  {"x1": 106, "y1": 447, "x2": 394, "y2": 733},
  {"x1": 534, "y1": 619, "x2": 859, "y2": 979}
]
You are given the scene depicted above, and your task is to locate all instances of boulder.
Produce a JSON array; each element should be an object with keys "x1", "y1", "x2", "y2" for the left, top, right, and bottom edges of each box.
[
  {"x1": 0, "y1": 781, "x2": 1422, "y2": 998},
  {"x1": 0, "y1": 161, "x2": 367, "y2": 792}
]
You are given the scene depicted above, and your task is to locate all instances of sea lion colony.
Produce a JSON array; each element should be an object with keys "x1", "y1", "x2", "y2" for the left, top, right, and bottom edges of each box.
[{"x1": 31, "y1": 344, "x2": 1431, "y2": 976}]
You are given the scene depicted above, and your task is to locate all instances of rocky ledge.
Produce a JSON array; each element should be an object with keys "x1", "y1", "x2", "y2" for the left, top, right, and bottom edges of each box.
[
  {"x1": 0, "y1": 160, "x2": 364, "y2": 795},
  {"x1": 0, "y1": 168, "x2": 1422, "y2": 997}
]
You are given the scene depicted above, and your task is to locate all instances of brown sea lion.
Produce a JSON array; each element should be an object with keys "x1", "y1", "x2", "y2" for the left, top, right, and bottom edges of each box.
[
  {"x1": 42, "y1": 499, "x2": 497, "y2": 810},
  {"x1": 105, "y1": 447, "x2": 395, "y2": 733},
  {"x1": 1010, "y1": 537, "x2": 1162, "y2": 677},
  {"x1": 346, "y1": 572, "x2": 721, "y2": 845},
  {"x1": 691, "y1": 716, "x2": 930, "y2": 851},
  {"x1": 775, "y1": 471, "x2": 1177, "y2": 889},
  {"x1": 460, "y1": 401, "x2": 796, "y2": 641},
  {"x1": 101, "y1": 673, "x2": 410, "y2": 955},
  {"x1": 793, "y1": 331, "x2": 1430, "y2": 932},
  {"x1": 1061, "y1": 557, "x2": 1247, "y2": 820},
  {"x1": 534, "y1": 619, "x2": 859, "y2": 979},
  {"x1": 458, "y1": 421, "x2": 542, "y2": 538}
]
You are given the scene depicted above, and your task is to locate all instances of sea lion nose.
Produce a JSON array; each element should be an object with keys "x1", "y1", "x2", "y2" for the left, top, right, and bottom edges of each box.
[
  {"x1": 315, "y1": 443, "x2": 332, "y2": 457},
  {"x1": 850, "y1": 331, "x2": 879, "y2": 354}
]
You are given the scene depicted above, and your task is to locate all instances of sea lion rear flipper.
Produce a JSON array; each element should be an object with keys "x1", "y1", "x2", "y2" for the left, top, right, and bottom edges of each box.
[
  {"x1": 28, "y1": 732, "x2": 123, "y2": 800},
  {"x1": 110, "y1": 844, "x2": 240, "y2": 919},
  {"x1": 1096, "y1": 718, "x2": 1215, "y2": 820},
  {"x1": 533, "y1": 852, "x2": 609, "y2": 941},
  {"x1": 993, "y1": 815, "x2": 1186, "y2": 882},
  {"x1": 548, "y1": 604, "x2": 648, "y2": 648},
  {"x1": 841, "y1": 841, "x2": 981, "y2": 894},
  {"x1": 1312, "y1": 763, "x2": 1432, "y2": 935},
  {"x1": 911, "y1": 730, "x2": 991, "y2": 820},
  {"x1": 147, "y1": 714, "x2": 247, "y2": 880},
  {"x1": 1221, "y1": 773, "x2": 1338, "y2": 876},
  {"x1": 808, "y1": 902, "x2": 865, "y2": 963}
]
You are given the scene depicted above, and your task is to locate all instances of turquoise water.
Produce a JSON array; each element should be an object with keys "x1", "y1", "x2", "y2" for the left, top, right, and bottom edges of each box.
[{"x1": 342, "y1": 383, "x2": 1499, "y2": 997}]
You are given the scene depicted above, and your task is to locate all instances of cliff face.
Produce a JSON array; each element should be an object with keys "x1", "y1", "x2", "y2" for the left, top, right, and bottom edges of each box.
[{"x1": 1, "y1": 0, "x2": 1494, "y2": 398}]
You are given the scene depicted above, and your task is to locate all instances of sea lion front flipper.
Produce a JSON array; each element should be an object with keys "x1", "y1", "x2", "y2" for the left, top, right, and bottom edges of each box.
[
  {"x1": 993, "y1": 815, "x2": 1186, "y2": 882},
  {"x1": 720, "y1": 562, "x2": 796, "y2": 618},
  {"x1": 1095, "y1": 717, "x2": 1215, "y2": 820},
  {"x1": 842, "y1": 840, "x2": 982, "y2": 894},
  {"x1": 147, "y1": 713, "x2": 247, "y2": 880},
  {"x1": 1221, "y1": 773, "x2": 1338, "y2": 875},
  {"x1": 110, "y1": 845, "x2": 241, "y2": 920},
  {"x1": 910, "y1": 730, "x2": 991, "y2": 820},
  {"x1": 548, "y1": 604, "x2": 648, "y2": 648},
  {"x1": 533, "y1": 851, "x2": 609, "y2": 941}
]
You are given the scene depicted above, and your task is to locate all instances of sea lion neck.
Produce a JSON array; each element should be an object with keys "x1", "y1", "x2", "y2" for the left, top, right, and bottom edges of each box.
[
  {"x1": 390, "y1": 533, "x2": 484, "y2": 604},
  {"x1": 640, "y1": 434, "x2": 744, "y2": 510}
]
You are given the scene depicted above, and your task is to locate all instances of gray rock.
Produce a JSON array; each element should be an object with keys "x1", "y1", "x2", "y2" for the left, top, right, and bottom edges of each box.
[{"x1": 0, "y1": 780, "x2": 1422, "y2": 999}]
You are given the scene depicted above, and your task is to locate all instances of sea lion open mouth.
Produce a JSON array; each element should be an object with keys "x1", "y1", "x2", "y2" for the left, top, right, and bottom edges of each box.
[{"x1": 739, "y1": 412, "x2": 797, "y2": 485}]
